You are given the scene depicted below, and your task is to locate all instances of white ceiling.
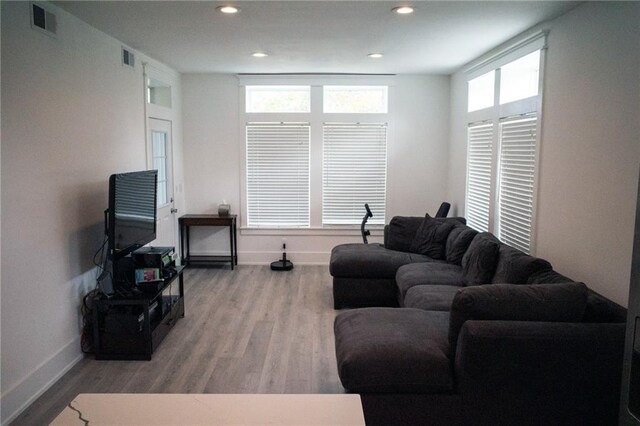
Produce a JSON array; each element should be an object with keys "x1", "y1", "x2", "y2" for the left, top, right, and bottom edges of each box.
[{"x1": 56, "y1": 1, "x2": 580, "y2": 75}]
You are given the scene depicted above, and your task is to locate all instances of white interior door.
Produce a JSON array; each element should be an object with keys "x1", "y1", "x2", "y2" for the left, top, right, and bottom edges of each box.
[{"x1": 148, "y1": 118, "x2": 176, "y2": 248}]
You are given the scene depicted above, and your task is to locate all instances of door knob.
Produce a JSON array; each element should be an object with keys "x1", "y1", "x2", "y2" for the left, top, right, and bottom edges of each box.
[{"x1": 171, "y1": 208, "x2": 178, "y2": 214}]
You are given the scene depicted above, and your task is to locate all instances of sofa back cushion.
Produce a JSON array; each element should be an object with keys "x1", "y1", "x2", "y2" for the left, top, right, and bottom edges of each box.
[
  {"x1": 491, "y1": 244, "x2": 552, "y2": 284},
  {"x1": 385, "y1": 216, "x2": 424, "y2": 252},
  {"x1": 409, "y1": 215, "x2": 457, "y2": 259},
  {"x1": 583, "y1": 289, "x2": 628, "y2": 323},
  {"x1": 448, "y1": 282, "x2": 588, "y2": 351},
  {"x1": 525, "y1": 269, "x2": 627, "y2": 323},
  {"x1": 461, "y1": 233, "x2": 500, "y2": 286},
  {"x1": 445, "y1": 225, "x2": 478, "y2": 265},
  {"x1": 526, "y1": 269, "x2": 573, "y2": 284}
]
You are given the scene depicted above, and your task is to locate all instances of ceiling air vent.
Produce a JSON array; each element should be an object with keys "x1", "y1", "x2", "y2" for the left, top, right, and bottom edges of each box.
[
  {"x1": 122, "y1": 47, "x2": 135, "y2": 69},
  {"x1": 30, "y1": 2, "x2": 57, "y2": 37}
]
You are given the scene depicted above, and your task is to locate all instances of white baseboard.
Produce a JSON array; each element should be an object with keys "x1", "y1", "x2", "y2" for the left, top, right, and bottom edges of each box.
[
  {"x1": 1, "y1": 337, "x2": 83, "y2": 425},
  {"x1": 189, "y1": 250, "x2": 330, "y2": 265}
]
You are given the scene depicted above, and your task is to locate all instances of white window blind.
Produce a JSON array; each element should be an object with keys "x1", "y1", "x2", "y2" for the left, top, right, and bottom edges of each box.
[
  {"x1": 497, "y1": 113, "x2": 537, "y2": 253},
  {"x1": 322, "y1": 123, "x2": 387, "y2": 225},
  {"x1": 246, "y1": 123, "x2": 310, "y2": 227},
  {"x1": 466, "y1": 122, "x2": 493, "y2": 232}
]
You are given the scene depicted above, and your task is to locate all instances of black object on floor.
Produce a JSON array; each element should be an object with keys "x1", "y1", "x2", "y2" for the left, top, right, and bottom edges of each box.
[{"x1": 271, "y1": 244, "x2": 294, "y2": 271}]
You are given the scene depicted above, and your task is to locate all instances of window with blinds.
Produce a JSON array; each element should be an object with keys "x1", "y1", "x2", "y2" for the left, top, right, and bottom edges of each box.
[
  {"x1": 323, "y1": 123, "x2": 387, "y2": 225},
  {"x1": 497, "y1": 113, "x2": 537, "y2": 253},
  {"x1": 465, "y1": 41, "x2": 544, "y2": 253},
  {"x1": 466, "y1": 122, "x2": 493, "y2": 232},
  {"x1": 246, "y1": 123, "x2": 310, "y2": 227}
]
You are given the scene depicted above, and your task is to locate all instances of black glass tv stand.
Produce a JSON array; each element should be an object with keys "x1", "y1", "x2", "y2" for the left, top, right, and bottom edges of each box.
[{"x1": 92, "y1": 265, "x2": 184, "y2": 360}]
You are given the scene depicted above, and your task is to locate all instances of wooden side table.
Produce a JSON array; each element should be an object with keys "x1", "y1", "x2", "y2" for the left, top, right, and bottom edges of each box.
[{"x1": 178, "y1": 214, "x2": 237, "y2": 269}]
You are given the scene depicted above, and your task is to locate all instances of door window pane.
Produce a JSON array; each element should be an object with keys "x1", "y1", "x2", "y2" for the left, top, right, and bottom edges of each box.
[
  {"x1": 468, "y1": 71, "x2": 495, "y2": 112},
  {"x1": 500, "y1": 50, "x2": 540, "y2": 105},
  {"x1": 152, "y1": 131, "x2": 168, "y2": 206}
]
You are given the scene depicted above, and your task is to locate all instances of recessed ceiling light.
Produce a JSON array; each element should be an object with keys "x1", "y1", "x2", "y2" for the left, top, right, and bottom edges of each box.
[
  {"x1": 252, "y1": 52, "x2": 268, "y2": 58},
  {"x1": 392, "y1": 6, "x2": 414, "y2": 14},
  {"x1": 217, "y1": 5, "x2": 239, "y2": 14},
  {"x1": 368, "y1": 53, "x2": 383, "y2": 59}
]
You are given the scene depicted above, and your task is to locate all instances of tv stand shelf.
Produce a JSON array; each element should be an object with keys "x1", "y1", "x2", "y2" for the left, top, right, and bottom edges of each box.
[{"x1": 92, "y1": 265, "x2": 185, "y2": 360}]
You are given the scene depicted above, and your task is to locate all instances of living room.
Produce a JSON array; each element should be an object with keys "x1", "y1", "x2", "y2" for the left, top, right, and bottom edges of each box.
[{"x1": 2, "y1": 1, "x2": 639, "y2": 424}]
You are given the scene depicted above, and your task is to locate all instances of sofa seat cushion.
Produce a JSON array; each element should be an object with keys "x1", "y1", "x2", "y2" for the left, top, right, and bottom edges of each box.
[
  {"x1": 334, "y1": 308, "x2": 453, "y2": 393},
  {"x1": 491, "y1": 244, "x2": 552, "y2": 284},
  {"x1": 330, "y1": 243, "x2": 436, "y2": 279},
  {"x1": 396, "y1": 262, "x2": 464, "y2": 300},
  {"x1": 404, "y1": 285, "x2": 461, "y2": 311}
]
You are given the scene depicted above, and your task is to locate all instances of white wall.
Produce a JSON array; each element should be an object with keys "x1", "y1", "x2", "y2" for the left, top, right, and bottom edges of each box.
[
  {"x1": 182, "y1": 74, "x2": 450, "y2": 264},
  {"x1": 447, "y1": 2, "x2": 640, "y2": 306},
  {"x1": 0, "y1": 2, "x2": 183, "y2": 423}
]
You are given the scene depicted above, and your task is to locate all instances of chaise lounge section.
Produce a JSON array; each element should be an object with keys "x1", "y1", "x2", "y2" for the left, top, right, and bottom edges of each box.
[
  {"x1": 330, "y1": 215, "x2": 627, "y2": 425},
  {"x1": 330, "y1": 216, "x2": 468, "y2": 309}
]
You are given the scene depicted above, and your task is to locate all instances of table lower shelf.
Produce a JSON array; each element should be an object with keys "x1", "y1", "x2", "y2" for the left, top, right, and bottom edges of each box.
[{"x1": 183, "y1": 255, "x2": 236, "y2": 268}]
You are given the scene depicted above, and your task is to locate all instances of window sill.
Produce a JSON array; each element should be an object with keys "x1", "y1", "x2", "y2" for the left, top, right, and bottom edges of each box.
[{"x1": 240, "y1": 226, "x2": 384, "y2": 237}]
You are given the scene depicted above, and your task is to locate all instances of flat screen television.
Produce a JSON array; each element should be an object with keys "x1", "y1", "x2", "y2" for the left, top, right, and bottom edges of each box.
[{"x1": 108, "y1": 170, "x2": 158, "y2": 260}]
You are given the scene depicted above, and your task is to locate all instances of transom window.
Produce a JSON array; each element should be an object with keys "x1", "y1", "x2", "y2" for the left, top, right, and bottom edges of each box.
[
  {"x1": 467, "y1": 71, "x2": 495, "y2": 112},
  {"x1": 245, "y1": 85, "x2": 311, "y2": 113},
  {"x1": 323, "y1": 86, "x2": 388, "y2": 114}
]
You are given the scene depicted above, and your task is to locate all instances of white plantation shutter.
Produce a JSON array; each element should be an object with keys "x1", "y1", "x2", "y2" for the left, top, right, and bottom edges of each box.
[
  {"x1": 323, "y1": 123, "x2": 387, "y2": 225},
  {"x1": 497, "y1": 113, "x2": 537, "y2": 253},
  {"x1": 246, "y1": 123, "x2": 310, "y2": 227},
  {"x1": 466, "y1": 122, "x2": 493, "y2": 232}
]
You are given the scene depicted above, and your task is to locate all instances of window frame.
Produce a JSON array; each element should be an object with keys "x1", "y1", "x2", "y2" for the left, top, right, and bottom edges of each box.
[
  {"x1": 464, "y1": 32, "x2": 547, "y2": 254},
  {"x1": 238, "y1": 75, "x2": 394, "y2": 234}
]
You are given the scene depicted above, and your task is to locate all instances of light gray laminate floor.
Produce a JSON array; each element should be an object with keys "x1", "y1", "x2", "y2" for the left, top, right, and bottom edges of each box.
[{"x1": 11, "y1": 265, "x2": 344, "y2": 425}]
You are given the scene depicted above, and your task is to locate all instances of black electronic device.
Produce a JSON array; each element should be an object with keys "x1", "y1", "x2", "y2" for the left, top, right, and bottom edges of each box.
[
  {"x1": 133, "y1": 246, "x2": 175, "y2": 270},
  {"x1": 103, "y1": 170, "x2": 158, "y2": 293},
  {"x1": 104, "y1": 301, "x2": 158, "y2": 334},
  {"x1": 108, "y1": 170, "x2": 158, "y2": 260},
  {"x1": 132, "y1": 246, "x2": 177, "y2": 293}
]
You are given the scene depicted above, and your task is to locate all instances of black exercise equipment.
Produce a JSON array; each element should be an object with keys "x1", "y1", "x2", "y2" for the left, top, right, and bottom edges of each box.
[
  {"x1": 361, "y1": 203, "x2": 373, "y2": 244},
  {"x1": 435, "y1": 202, "x2": 451, "y2": 218}
]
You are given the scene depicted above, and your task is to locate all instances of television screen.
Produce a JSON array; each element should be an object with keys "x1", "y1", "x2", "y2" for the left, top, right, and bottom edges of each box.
[{"x1": 108, "y1": 170, "x2": 158, "y2": 258}]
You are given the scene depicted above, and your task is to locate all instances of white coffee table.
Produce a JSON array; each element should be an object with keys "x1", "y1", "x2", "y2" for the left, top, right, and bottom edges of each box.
[{"x1": 51, "y1": 393, "x2": 365, "y2": 425}]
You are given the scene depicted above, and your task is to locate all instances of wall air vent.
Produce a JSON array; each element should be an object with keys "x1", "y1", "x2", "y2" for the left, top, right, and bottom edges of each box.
[
  {"x1": 30, "y1": 2, "x2": 57, "y2": 37},
  {"x1": 122, "y1": 48, "x2": 135, "y2": 69}
]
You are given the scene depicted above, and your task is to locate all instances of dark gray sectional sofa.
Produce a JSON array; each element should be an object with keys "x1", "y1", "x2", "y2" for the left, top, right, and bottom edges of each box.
[{"x1": 329, "y1": 216, "x2": 627, "y2": 425}]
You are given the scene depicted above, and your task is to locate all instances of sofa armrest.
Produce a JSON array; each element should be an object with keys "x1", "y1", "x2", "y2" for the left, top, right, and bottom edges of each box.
[{"x1": 454, "y1": 320, "x2": 625, "y2": 425}]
